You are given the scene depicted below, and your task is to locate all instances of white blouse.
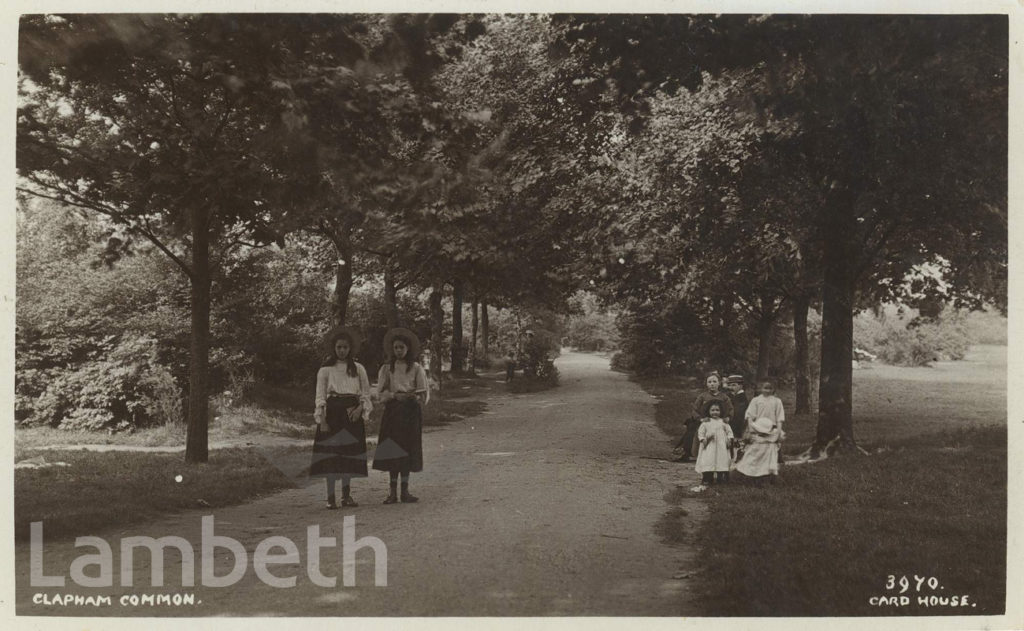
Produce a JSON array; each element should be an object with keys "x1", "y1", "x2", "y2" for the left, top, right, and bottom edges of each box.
[
  {"x1": 315, "y1": 362, "x2": 372, "y2": 421},
  {"x1": 377, "y1": 361, "x2": 429, "y2": 402}
]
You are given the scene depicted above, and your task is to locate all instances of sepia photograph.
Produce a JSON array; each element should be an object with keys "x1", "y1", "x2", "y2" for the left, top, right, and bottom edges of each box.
[{"x1": 4, "y1": 2, "x2": 1018, "y2": 626}]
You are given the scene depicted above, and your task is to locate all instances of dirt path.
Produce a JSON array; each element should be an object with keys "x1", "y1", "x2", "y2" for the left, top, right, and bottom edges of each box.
[{"x1": 16, "y1": 351, "x2": 705, "y2": 616}]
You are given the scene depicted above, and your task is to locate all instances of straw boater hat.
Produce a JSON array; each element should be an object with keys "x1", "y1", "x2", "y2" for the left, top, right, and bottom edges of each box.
[
  {"x1": 750, "y1": 417, "x2": 775, "y2": 435},
  {"x1": 726, "y1": 374, "x2": 744, "y2": 386},
  {"x1": 323, "y1": 325, "x2": 363, "y2": 358},
  {"x1": 383, "y1": 327, "x2": 422, "y2": 361}
]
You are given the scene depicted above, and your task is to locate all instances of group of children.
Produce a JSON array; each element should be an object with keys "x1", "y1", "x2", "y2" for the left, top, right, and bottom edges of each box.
[{"x1": 677, "y1": 373, "x2": 786, "y2": 489}]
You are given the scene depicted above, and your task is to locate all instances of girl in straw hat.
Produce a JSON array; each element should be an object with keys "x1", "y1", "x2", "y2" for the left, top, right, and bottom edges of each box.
[
  {"x1": 373, "y1": 327, "x2": 428, "y2": 504},
  {"x1": 312, "y1": 326, "x2": 372, "y2": 509}
]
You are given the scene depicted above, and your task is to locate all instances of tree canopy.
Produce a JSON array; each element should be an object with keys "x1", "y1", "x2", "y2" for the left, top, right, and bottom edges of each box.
[{"x1": 16, "y1": 13, "x2": 1007, "y2": 460}]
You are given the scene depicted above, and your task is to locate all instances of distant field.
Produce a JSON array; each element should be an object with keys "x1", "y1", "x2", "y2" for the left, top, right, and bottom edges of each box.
[{"x1": 787, "y1": 344, "x2": 1006, "y2": 449}]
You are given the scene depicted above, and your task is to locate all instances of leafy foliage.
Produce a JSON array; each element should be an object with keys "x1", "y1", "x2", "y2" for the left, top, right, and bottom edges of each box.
[
  {"x1": 557, "y1": 14, "x2": 1006, "y2": 445},
  {"x1": 565, "y1": 291, "x2": 619, "y2": 352},
  {"x1": 23, "y1": 334, "x2": 180, "y2": 430},
  {"x1": 854, "y1": 306, "x2": 971, "y2": 367}
]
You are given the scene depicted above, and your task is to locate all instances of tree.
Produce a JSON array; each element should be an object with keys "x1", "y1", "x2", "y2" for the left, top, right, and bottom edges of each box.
[
  {"x1": 557, "y1": 14, "x2": 1007, "y2": 454},
  {"x1": 757, "y1": 17, "x2": 1008, "y2": 455},
  {"x1": 363, "y1": 15, "x2": 588, "y2": 378},
  {"x1": 17, "y1": 14, "x2": 441, "y2": 461}
]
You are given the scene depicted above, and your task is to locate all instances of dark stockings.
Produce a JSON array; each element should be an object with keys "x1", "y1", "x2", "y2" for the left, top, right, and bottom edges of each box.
[
  {"x1": 385, "y1": 471, "x2": 417, "y2": 503},
  {"x1": 326, "y1": 475, "x2": 352, "y2": 504}
]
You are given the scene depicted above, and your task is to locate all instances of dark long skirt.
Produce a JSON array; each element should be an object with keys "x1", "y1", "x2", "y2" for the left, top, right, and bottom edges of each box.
[
  {"x1": 372, "y1": 397, "x2": 423, "y2": 473},
  {"x1": 310, "y1": 394, "x2": 368, "y2": 477},
  {"x1": 677, "y1": 417, "x2": 702, "y2": 458}
]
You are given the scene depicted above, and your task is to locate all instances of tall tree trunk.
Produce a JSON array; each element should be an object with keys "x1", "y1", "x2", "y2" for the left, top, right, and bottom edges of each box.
[
  {"x1": 450, "y1": 278, "x2": 464, "y2": 373},
  {"x1": 755, "y1": 310, "x2": 774, "y2": 384},
  {"x1": 325, "y1": 226, "x2": 353, "y2": 327},
  {"x1": 815, "y1": 199, "x2": 858, "y2": 456},
  {"x1": 384, "y1": 266, "x2": 399, "y2": 328},
  {"x1": 470, "y1": 296, "x2": 479, "y2": 371},
  {"x1": 185, "y1": 207, "x2": 211, "y2": 464},
  {"x1": 793, "y1": 293, "x2": 811, "y2": 415},
  {"x1": 481, "y1": 300, "x2": 490, "y2": 365},
  {"x1": 333, "y1": 258, "x2": 352, "y2": 326},
  {"x1": 428, "y1": 283, "x2": 444, "y2": 389}
]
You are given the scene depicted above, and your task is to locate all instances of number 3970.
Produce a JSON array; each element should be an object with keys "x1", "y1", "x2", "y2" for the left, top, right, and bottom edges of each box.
[{"x1": 886, "y1": 575, "x2": 941, "y2": 593}]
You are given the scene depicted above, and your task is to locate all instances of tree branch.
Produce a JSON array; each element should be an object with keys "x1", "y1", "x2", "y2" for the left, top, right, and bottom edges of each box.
[
  {"x1": 18, "y1": 182, "x2": 194, "y2": 279},
  {"x1": 855, "y1": 221, "x2": 904, "y2": 281},
  {"x1": 209, "y1": 99, "x2": 234, "y2": 145}
]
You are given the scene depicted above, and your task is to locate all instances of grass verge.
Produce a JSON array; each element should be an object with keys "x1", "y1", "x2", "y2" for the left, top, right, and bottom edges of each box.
[
  {"x1": 14, "y1": 424, "x2": 188, "y2": 453},
  {"x1": 677, "y1": 426, "x2": 1006, "y2": 616},
  {"x1": 15, "y1": 447, "x2": 298, "y2": 542},
  {"x1": 636, "y1": 348, "x2": 1007, "y2": 616}
]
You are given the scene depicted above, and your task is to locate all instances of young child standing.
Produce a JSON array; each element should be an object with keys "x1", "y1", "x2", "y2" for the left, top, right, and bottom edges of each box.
[
  {"x1": 725, "y1": 375, "x2": 750, "y2": 439},
  {"x1": 695, "y1": 402, "x2": 734, "y2": 485},
  {"x1": 675, "y1": 373, "x2": 734, "y2": 461}
]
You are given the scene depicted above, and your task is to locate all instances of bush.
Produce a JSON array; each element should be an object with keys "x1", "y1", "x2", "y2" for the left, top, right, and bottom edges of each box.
[
  {"x1": 508, "y1": 365, "x2": 559, "y2": 393},
  {"x1": 21, "y1": 334, "x2": 183, "y2": 430},
  {"x1": 565, "y1": 291, "x2": 619, "y2": 352},
  {"x1": 963, "y1": 306, "x2": 1007, "y2": 345},
  {"x1": 612, "y1": 296, "x2": 821, "y2": 386},
  {"x1": 612, "y1": 300, "x2": 721, "y2": 376},
  {"x1": 506, "y1": 321, "x2": 561, "y2": 393},
  {"x1": 854, "y1": 304, "x2": 971, "y2": 366}
]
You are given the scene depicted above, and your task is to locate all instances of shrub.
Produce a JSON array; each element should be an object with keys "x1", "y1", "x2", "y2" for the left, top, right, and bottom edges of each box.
[
  {"x1": 854, "y1": 304, "x2": 971, "y2": 366},
  {"x1": 566, "y1": 291, "x2": 619, "y2": 352},
  {"x1": 963, "y1": 306, "x2": 1007, "y2": 345},
  {"x1": 612, "y1": 300, "x2": 719, "y2": 376},
  {"x1": 19, "y1": 334, "x2": 183, "y2": 431},
  {"x1": 508, "y1": 365, "x2": 559, "y2": 393},
  {"x1": 612, "y1": 296, "x2": 821, "y2": 385},
  {"x1": 507, "y1": 324, "x2": 561, "y2": 393},
  {"x1": 139, "y1": 366, "x2": 184, "y2": 426}
]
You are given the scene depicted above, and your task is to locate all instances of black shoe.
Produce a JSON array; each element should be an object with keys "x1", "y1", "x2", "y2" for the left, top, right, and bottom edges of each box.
[
  {"x1": 341, "y1": 496, "x2": 358, "y2": 507},
  {"x1": 400, "y1": 491, "x2": 419, "y2": 503},
  {"x1": 383, "y1": 492, "x2": 398, "y2": 505},
  {"x1": 326, "y1": 500, "x2": 338, "y2": 510}
]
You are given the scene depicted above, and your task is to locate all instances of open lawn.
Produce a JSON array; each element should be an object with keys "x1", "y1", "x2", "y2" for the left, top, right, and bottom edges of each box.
[{"x1": 639, "y1": 344, "x2": 1007, "y2": 616}]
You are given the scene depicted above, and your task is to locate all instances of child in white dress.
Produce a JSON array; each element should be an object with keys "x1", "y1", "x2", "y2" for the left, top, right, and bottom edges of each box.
[
  {"x1": 736, "y1": 417, "x2": 783, "y2": 484},
  {"x1": 744, "y1": 380, "x2": 786, "y2": 464},
  {"x1": 695, "y1": 402, "x2": 734, "y2": 485}
]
